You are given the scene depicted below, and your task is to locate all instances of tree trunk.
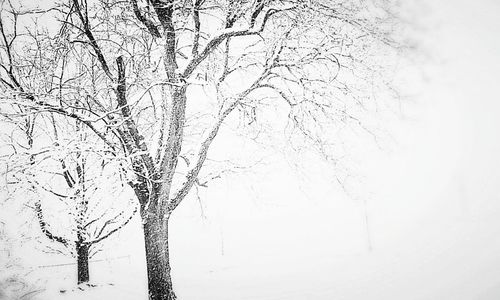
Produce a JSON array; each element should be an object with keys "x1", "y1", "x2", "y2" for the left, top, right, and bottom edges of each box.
[
  {"x1": 76, "y1": 241, "x2": 90, "y2": 284},
  {"x1": 143, "y1": 216, "x2": 176, "y2": 300}
]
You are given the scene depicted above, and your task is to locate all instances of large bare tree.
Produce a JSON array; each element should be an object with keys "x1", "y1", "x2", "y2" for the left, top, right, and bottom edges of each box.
[{"x1": 0, "y1": 0, "x2": 406, "y2": 299}]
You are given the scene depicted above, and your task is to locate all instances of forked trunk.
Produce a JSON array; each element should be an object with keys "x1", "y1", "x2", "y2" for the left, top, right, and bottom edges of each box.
[
  {"x1": 143, "y1": 216, "x2": 176, "y2": 300},
  {"x1": 76, "y1": 241, "x2": 90, "y2": 284}
]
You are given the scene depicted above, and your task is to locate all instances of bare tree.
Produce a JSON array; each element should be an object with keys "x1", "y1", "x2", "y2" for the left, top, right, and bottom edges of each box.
[
  {"x1": 0, "y1": 0, "x2": 407, "y2": 299},
  {"x1": 2, "y1": 111, "x2": 137, "y2": 284}
]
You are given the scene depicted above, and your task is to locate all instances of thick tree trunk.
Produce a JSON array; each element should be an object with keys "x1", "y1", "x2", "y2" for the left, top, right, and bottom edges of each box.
[
  {"x1": 76, "y1": 241, "x2": 90, "y2": 284},
  {"x1": 143, "y1": 216, "x2": 176, "y2": 300}
]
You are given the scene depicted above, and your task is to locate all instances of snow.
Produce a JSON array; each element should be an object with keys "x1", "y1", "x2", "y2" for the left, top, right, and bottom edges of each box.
[{"x1": 3, "y1": 0, "x2": 500, "y2": 300}]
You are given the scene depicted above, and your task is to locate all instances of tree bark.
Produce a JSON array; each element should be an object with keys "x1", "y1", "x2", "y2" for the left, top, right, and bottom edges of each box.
[
  {"x1": 76, "y1": 241, "x2": 90, "y2": 284},
  {"x1": 143, "y1": 215, "x2": 176, "y2": 300}
]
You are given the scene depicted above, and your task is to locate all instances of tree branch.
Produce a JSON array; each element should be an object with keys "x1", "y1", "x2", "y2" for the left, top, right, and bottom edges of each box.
[
  {"x1": 130, "y1": 0, "x2": 161, "y2": 38},
  {"x1": 168, "y1": 100, "x2": 238, "y2": 211},
  {"x1": 182, "y1": 6, "x2": 293, "y2": 79},
  {"x1": 71, "y1": 0, "x2": 114, "y2": 80},
  {"x1": 34, "y1": 200, "x2": 69, "y2": 245},
  {"x1": 115, "y1": 56, "x2": 155, "y2": 179},
  {"x1": 191, "y1": 0, "x2": 203, "y2": 56},
  {"x1": 88, "y1": 205, "x2": 137, "y2": 245},
  {"x1": 151, "y1": 0, "x2": 177, "y2": 80}
]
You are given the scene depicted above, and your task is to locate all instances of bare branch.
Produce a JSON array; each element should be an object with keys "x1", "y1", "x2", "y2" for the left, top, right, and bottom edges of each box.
[
  {"x1": 89, "y1": 205, "x2": 138, "y2": 245},
  {"x1": 182, "y1": 5, "x2": 293, "y2": 79},
  {"x1": 130, "y1": 0, "x2": 161, "y2": 38},
  {"x1": 71, "y1": 0, "x2": 114, "y2": 80},
  {"x1": 34, "y1": 200, "x2": 69, "y2": 246},
  {"x1": 168, "y1": 99, "x2": 238, "y2": 211},
  {"x1": 191, "y1": 0, "x2": 203, "y2": 56}
]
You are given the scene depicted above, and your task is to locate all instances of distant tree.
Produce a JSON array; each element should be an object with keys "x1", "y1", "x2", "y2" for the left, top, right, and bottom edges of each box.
[{"x1": 0, "y1": 0, "x2": 407, "y2": 299}]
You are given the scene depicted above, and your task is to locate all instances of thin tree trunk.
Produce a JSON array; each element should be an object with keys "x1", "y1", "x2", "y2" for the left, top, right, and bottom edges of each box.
[
  {"x1": 76, "y1": 241, "x2": 90, "y2": 284},
  {"x1": 143, "y1": 216, "x2": 176, "y2": 300}
]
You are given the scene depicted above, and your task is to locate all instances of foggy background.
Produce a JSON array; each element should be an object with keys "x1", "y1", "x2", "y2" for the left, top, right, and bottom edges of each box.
[{"x1": 3, "y1": 0, "x2": 500, "y2": 299}]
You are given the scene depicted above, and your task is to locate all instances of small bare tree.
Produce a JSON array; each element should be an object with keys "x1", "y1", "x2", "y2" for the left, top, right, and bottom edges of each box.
[
  {"x1": 2, "y1": 112, "x2": 137, "y2": 284},
  {"x1": 0, "y1": 0, "x2": 407, "y2": 299}
]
